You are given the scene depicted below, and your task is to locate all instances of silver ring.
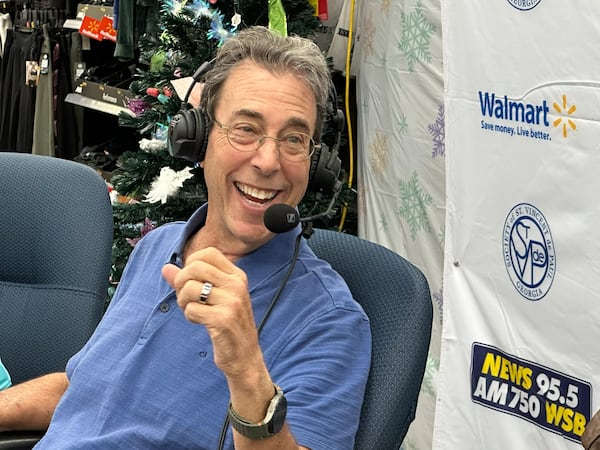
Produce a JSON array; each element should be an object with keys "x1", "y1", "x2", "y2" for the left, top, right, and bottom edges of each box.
[{"x1": 198, "y1": 281, "x2": 213, "y2": 304}]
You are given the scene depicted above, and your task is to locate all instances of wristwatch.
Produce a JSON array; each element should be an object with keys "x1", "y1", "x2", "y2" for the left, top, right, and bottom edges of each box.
[{"x1": 228, "y1": 384, "x2": 287, "y2": 439}]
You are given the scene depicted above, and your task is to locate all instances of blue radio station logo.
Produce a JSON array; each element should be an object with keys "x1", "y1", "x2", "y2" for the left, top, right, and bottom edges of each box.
[
  {"x1": 503, "y1": 203, "x2": 556, "y2": 300},
  {"x1": 506, "y1": 0, "x2": 542, "y2": 11}
]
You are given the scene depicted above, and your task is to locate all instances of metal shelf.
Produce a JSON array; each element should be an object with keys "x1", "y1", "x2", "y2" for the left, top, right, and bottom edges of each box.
[
  {"x1": 63, "y1": 19, "x2": 82, "y2": 29},
  {"x1": 65, "y1": 93, "x2": 135, "y2": 117}
]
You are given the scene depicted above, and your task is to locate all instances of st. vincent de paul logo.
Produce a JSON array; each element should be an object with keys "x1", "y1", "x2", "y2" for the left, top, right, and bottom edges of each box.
[
  {"x1": 506, "y1": 0, "x2": 542, "y2": 11},
  {"x1": 503, "y1": 203, "x2": 556, "y2": 300}
]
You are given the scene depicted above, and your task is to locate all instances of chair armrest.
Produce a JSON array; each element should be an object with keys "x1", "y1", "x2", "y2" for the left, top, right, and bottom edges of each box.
[{"x1": 0, "y1": 431, "x2": 43, "y2": 450}]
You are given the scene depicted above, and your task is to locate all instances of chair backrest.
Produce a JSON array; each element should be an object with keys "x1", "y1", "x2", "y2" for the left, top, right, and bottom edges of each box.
[
  {"x1": 307, "y1": 228, "x2": 432, "y2": 450},
  {"x1": 0, "y1": 153, "x2": 113, "y2": 385}
]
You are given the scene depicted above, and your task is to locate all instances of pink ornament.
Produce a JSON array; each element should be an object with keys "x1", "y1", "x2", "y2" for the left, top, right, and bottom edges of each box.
[{"x1": 127, "y1": 98, "x2": 151, "y2": 115}]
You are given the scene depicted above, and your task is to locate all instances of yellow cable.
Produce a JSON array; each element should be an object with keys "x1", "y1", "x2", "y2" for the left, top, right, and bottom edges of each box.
[{"x1": 337, "y1": 0, "x2": 356, "y2": 232}]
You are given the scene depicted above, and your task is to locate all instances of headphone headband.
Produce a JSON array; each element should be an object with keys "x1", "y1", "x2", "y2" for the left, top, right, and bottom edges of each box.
[{"x1": 167, "y1": 60, "x2": 344, "y2": 195}]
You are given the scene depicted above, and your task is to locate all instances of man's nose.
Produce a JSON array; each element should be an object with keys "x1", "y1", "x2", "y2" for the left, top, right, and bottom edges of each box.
[{"x1": 252, "y1": 136, "x2": 282, "y2": 170}]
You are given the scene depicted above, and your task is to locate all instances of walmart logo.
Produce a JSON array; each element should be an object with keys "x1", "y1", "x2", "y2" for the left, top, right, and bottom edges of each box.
[
  {"x1": 478, "y1": 91, "x2": 577, "y2": 140},
  {"x1": 479, "y1": 92, "x2": 550, "y2": 126},
  {"x1": 552, "y1": 94, "x2": 577, "y2": 138}
]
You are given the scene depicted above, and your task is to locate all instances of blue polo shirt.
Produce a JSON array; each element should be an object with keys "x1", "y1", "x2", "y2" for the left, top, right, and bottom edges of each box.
[
  {"x1": 0, "y1": 358, "x2": 10, "y2": 390},
  {"x1": 37, "y1": 204, "x2": 371, "y2": 449}
]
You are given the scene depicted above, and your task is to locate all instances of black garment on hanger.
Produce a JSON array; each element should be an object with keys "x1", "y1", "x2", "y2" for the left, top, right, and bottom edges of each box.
[
  {"x1": 55, "y1": 31, "x2": 80, "y2": 159},
  {"x1": 0, "y1": 27, "x2": 13, "y2": 128},
  {"x1": 0, "y1": 29, "x2": 41, "y2": 152}
]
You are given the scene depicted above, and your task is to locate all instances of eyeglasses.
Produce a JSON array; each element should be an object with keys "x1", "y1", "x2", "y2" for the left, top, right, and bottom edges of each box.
[{"x1": 212, "y1": 118, "x2": 319, "y2": 162}]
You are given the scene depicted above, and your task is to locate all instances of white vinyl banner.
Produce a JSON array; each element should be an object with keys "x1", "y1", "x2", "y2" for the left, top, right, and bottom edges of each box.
[{"x1": 434, "y1": 2, "x2": 600, "y2": 449}]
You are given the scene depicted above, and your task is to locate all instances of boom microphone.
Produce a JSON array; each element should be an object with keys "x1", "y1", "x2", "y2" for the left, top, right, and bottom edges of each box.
[
  {"x1": 263, "y1": 184, "x2": 342, "y2": 234},
  {"x1": 264, "y1": 204, "x2": 300, "y2": 233}
]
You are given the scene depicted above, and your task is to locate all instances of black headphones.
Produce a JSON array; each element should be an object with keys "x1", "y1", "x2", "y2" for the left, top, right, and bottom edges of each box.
[{"x1": 167, "y1": 60, "x2": 344, "y2": 196}]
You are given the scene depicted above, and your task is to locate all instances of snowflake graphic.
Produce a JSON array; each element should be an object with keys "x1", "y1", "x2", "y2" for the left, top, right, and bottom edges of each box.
[
  {"x1": 369, "y1": 129, "x2": 390, "y2": 176},
  {"x1": 361, "y1": 98, "x2": 369, "y2": 115},
  {"x1": 438, "y1": 225, "x2": 445, "y2": 249},
  {"x1": 398, "y1": 112, "x2": 408, "y2": 137},
  {"x1": 397, "y1": 171, "x2": 432, "y2": 239},
  {"x1": 432, "y1": 286, "x2": 443, "y2": 324},
  {"x1": 360, "y1": 10, "x2": 375, "y2": 60},
  {"x1": 357, "y1": 183, "x2": 367, "y2": 218},
  {"x1": 381, "y1": 0, "x2": 392, "y2": 15},
  {"x1": 378, "y1": 214, "x2": 389, "y2": 231},
  {"x1": 399, "y1": 0, "x2": 436, "y2": 72},
  {"x1": 420, "y1": 354, "x2": 440, "y2": 397},
  {"x1": 428, "y1": 104, "x2": 445, "y2": 157}
]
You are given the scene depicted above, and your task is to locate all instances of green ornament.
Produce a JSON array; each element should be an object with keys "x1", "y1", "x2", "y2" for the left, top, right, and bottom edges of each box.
[
  {"x1": 150, "y1": 51, "x2": 167, "y2": 72},
  {"x1": 268, "y1": 0, "x2": 287, "y2": 37}
]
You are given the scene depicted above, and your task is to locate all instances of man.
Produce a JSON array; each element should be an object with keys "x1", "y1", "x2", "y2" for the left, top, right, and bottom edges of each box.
[{"x1": 0, "y1": 26, "x2": 371, "y2": 449}]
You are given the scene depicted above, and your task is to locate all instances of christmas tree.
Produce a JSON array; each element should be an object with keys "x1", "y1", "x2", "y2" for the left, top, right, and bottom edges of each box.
[{"x1": 108, "y1": 0, "x2": 355, "y2": 296}]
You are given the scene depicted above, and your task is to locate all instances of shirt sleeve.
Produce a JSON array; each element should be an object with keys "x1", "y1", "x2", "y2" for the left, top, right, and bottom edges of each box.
[
  {"x1": 260, "y1": 268, "x2": 372, "y2": 450},
  {"x1": 0, "y1": 358, "x2": 11, "y2": 390}
]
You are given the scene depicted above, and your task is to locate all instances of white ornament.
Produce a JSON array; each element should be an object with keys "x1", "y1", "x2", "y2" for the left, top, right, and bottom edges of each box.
[
  {"x1": 109, "y1": 189, "x2": 120, "y2": 205},
  {"x1": 139, "y1": 138, "x2": 167, "y2": 152},
  {"x1": 144, "y1": 166, "x2": 194, "y2": 204}
]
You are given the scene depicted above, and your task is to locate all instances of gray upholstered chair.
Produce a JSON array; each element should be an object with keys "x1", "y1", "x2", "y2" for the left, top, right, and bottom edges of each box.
[
  {"x1": 0, "y1": 152, "x2": 113, "y2": 449},
  {"x1": 0, "y1": 160, "x2": 431, "y2": 449},
  {"x1": 307, "y1": 228, "x2": 433, "y2": 449}
]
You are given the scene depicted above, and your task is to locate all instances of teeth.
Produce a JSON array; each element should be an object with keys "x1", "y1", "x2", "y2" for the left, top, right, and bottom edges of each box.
[{"x1": 236, "y1": 183, "x2": 277, "y2": 201}]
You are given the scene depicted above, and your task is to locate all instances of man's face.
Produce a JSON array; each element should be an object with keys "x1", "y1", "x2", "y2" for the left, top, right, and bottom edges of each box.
[{"x1": 200, "y1": 61, "x2": 316, "y2": 248}]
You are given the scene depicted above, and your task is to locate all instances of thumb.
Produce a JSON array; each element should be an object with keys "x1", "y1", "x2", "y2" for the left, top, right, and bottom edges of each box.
[{"x1": 162, "y1": 263, "x2": 181, "y2": 289}]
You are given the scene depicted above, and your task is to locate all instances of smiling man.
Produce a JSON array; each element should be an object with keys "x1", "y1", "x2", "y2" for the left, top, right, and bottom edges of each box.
[{"x1": 0, "y1": 26, "x2": 371, "y2": 450}]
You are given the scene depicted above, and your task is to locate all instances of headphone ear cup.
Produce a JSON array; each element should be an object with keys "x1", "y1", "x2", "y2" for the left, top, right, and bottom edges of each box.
[
  {"x1": 308, "y1": 84, "x2": 345, "y2": 194},
  {"x1": 168, "y1": 108, "x2": 210, "y2": 162},
  {"x1": 307, "y1": 143, "x2": 342, "y2": 194}
]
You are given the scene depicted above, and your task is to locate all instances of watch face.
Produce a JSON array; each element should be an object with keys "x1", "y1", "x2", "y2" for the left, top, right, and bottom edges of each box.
[{"x1": 269, "y1": 393, "x2": 287, "y2": 435}]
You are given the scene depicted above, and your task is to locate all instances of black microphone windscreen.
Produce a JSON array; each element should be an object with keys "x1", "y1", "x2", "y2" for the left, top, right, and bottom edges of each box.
[{"x1": 264, "y1": 204, "x2": 300, "y2": 234}]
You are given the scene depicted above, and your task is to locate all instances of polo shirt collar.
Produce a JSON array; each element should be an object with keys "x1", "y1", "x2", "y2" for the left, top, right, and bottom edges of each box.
[{"x1": 168, "y1": 203, "x2": 302, "y2": 291}]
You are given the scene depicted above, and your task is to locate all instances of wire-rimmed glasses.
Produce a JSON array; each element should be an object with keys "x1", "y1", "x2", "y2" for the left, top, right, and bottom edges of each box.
[{"x1": 213, "y1": 118, "x2": 319, "y2": 162}]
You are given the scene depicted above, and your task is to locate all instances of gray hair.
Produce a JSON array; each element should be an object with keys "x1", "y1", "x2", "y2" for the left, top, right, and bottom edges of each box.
[{"x1": 200, "y1": 26, "x2": 332, "y2": 141}]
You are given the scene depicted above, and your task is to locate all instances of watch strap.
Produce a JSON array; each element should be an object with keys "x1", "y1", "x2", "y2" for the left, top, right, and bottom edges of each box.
[{"x1": 228, "y1": 384, "x2": 287, "y2": 440}]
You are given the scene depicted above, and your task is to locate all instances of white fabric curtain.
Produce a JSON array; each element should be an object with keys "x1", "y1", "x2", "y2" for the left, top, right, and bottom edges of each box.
[{"x1": 328, "y1": 0, "x2": 445, "y2": 448}]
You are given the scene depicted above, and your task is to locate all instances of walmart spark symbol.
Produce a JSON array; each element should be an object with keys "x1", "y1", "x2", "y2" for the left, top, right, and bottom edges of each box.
[{"x1": 552, "y1": 94, "x2": 576, "y2": 138}]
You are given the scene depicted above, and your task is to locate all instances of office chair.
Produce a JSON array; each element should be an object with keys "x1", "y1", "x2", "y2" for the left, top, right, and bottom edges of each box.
[
  {"x1": 0, "y1": 153, "x2": 113, "y2": 450},
  {"x1": 307, "y1": 228, "x2": 433, "y2": 449}
]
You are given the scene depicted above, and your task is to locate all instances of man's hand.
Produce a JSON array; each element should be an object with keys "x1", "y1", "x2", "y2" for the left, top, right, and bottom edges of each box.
[
  {"x1": 162, "y1": 247, "x2": 306, "y2": 449},
  {"x1": 161, "y1": 247, "x2": 263, "y2": 380}
]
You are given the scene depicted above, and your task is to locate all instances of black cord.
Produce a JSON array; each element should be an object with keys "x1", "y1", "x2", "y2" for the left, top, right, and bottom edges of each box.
[{"x1": 215, "y1": 230, "x2": 304, "y2": 450}]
